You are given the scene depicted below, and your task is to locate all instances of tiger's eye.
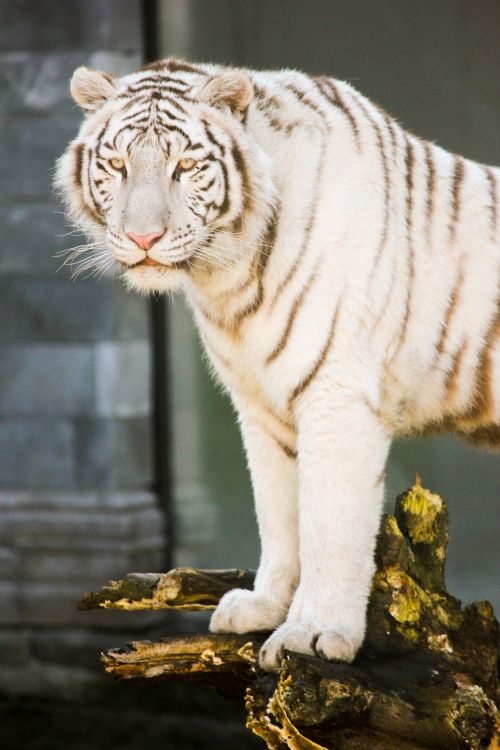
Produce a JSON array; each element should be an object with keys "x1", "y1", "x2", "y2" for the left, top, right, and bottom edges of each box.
[
  {"x1": 110, "y1": 157, "x2": 125, "y2": 171},
  {"x1": 178, "y1": 157, "x2": 196, "y2": 171}
]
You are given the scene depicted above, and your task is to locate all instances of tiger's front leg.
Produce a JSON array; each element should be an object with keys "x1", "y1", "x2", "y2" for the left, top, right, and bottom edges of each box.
[
  {"x1": 210, "y1": 402, "x2": 300, "y2": 634},
  {"x1": 259, "y1": 382, "x2": 390, "y2": 670}
]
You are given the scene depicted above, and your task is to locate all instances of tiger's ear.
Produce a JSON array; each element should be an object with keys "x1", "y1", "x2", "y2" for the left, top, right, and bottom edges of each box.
[
  {"x1": 199, "y1": 71, "x2": 253, "y2": 116},
  {"x1": 70, "y1": 66, "x2": 117, "y2": 111}
]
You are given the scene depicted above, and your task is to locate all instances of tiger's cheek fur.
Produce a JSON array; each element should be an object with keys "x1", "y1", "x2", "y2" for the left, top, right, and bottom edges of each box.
[{"x1": 57, "y1": 58, "x2": 500, "y2": 669}]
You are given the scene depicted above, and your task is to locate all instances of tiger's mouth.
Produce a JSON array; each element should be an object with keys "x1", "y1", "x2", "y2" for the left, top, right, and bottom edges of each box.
[
  {"x1": 125, "y1": 256, "x2": 191, "y2": 270},
  {"x1": 140, "y1": 257, "x2": 161, "y2": 267},
  {"x1": 117, "y1": 237, "x2": 202, "y2": 271},
  {"x1": 125, "y1": 256, "x2": 162, "y2": 268}
]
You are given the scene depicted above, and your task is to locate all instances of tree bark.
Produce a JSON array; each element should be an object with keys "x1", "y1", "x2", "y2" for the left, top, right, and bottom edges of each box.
[
  {"x1": 81, "y1": 481, "x2": 499, "y2": 749},
  {"x1": 78, "y1": 567, "x2": 255, "y2": 611}
]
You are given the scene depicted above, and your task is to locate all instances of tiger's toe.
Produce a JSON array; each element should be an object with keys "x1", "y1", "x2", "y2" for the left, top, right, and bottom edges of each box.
[
  {"x1": 259, "y1": 623, "x2": 359, "y2": 671},
  {"x1": 209, "y1": 588, "x2": 288, "y2": 634}
]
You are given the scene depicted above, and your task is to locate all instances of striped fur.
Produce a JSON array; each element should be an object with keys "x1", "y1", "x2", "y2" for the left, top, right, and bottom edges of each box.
[{"x1": 56, "y1": 58, "x2": 500, "y2": 670}]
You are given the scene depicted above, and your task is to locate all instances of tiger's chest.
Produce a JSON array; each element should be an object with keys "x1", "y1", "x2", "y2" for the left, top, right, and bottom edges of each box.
[
  {"x1": 197, "y1": 292, "x2": 346, "y2": 420},
  {"x1": 200, "y1": 312, "x2": 291, "y2": 413}
]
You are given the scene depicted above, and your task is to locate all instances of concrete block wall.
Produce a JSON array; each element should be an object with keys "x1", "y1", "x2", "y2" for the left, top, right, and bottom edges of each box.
[{"x1": 0, "y1": 0, "x2": 166, "y2": 697}]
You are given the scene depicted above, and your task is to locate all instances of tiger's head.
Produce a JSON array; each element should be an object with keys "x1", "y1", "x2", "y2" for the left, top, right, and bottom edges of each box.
[{"x1": 56, "y1": 59, "x2": 274, "y2": 293}]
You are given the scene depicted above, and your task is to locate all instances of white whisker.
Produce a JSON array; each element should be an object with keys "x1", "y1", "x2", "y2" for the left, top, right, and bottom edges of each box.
[
  {"x1": 194, "y1": 246, "x2": 248, "y2": 273},
  {"x1": 58, "y1": 248, "x2": 109, "y2": 274},
  {"x1": 194, "y1": 240, "x2": 264, "y2": 273},
  {"x1": 191, "y1": 227, "x2": 275, "y2": 254},
  {"x1": 67, "y1": 250, "x2": 113, "y2": 280}
]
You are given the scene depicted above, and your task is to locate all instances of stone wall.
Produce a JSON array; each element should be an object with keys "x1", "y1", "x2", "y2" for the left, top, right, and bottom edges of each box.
[{"x1": 0, "y1": 0, "x2": 165, "y2": 697}]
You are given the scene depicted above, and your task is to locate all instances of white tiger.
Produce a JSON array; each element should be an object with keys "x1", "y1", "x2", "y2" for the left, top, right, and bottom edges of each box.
[{"x1": 56, "y1": 58, "x2": 500, "y2": 671}]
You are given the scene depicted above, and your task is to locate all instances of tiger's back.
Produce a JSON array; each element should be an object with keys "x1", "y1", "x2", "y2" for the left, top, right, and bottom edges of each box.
[{"x1": 181, "y1": 65, "x2": 500, "y2": 449}]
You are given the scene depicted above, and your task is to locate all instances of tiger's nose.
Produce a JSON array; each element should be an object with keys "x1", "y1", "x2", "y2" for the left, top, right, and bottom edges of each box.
[{"x1": 127, "y1": 231, "x2": 164, "y2": 250}]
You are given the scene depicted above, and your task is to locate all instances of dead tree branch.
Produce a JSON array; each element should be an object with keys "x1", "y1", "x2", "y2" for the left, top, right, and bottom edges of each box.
[{"x1": 80, "y1": 481, "x2": 499, "y2": 749}]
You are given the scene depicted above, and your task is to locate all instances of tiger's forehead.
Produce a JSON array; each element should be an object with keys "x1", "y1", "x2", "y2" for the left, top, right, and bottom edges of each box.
[
  {"x1": 81, "y1": 64, "x2": 208, "y2": 155},
  {"x1": 98, "y1": 84, "x2": 210, "y2": 158},
  {"x1": 120, "y1": 63, "x2": 205, "y2": 98}
]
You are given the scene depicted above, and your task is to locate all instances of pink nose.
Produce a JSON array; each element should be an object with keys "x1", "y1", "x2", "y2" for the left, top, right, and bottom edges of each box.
[{"x1": 127, "y1": 231, "x2": 164, "y2": 250}]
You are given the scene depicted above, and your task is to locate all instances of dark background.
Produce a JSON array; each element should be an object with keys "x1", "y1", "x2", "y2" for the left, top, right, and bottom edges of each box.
[{"x1": 0, "y1": 1, "x2": 498, "y2": 748}]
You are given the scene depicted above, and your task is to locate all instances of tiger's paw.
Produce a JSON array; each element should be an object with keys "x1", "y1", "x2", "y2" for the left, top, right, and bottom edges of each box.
[
  {"x1": 258, "y1": 622, "x2": 359, "y2": 672},
  {"x1": 209, "y1": 588, "x2": 288, "y2": 634}
]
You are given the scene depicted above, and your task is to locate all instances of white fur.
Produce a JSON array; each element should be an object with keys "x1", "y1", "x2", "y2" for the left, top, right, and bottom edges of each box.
[{"x1": 56, "y1": 60, "x2": 500, "y2": 671}]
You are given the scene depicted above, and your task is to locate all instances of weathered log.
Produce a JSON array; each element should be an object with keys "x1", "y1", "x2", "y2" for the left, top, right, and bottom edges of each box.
[
  {"x1": 102, "y1": 633, "x2": 265, "y2": 696},
  {"x1": 100, "y1": 633, "x2": 498, "y2": 749},
  {"x1": 246, "y1": 650, "x2": 499, "y2": 750},
  {"x1": 78, "y1": 567, "x2": 255, "y2": 611},
  {"x1": 80, "y1": 481, "x2": 499, "y2": 749}
]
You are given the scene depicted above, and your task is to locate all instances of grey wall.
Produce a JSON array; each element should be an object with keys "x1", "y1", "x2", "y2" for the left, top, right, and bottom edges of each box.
[
  {"x1": 0, "y1": 0, "x2": 165, "y2": 698},
  {"x1": 159, "y1": 0, "x2": 500, "y2": 611}
]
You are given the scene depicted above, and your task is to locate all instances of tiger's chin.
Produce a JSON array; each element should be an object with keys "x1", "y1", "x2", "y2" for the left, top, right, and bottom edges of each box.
[{"x1": 121, "y1": 264, "x2": 185, "y2": 295}]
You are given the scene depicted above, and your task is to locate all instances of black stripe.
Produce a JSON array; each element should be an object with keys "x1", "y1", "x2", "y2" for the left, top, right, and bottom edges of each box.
[
  {"x1": 485, "y1": 166, "x2": 498, "y2": 240},
  {"x1": 87, "y1": 148, "x2": 105, "y2": 221},
  {"x1": 396, "y1": 136, "x2": 416, "y2": 351},
  {"x1": 231, "y1": 203, "x2": 281, "y2": 327},
  {"x1": 202, "y1": 120, "x2": 226, "y2": 155},
  {"x1": 80, "y1": 147, "x2": 105, "y2": 227},
  {"x1": 156, "y1": 122, "x2": 193, "y2": 145},
  {"x1": 423, "y1": 141, "x2": 436, "y2": 245},
  {"x1": 125, "y1": 129, "x2": 148, "y2": 155},
  {"x1": 154, "y1": 91, "x2": 189, "y2": 115},
  {"x1": 275, "y1": 438, "x2": 297, "y2": 460},
  {"x1": 110, "y1": 117, "x2": 150, "y2": 147},
  {"x1": 351, "y1": 93, "x2": 391, "y2": 273},
  {"x1": 405, "y1": 138, "x2": 415, "y2": 244},
  {"x1": 73, "y1": 143, "x2": 84, "y2": 191},
  {"x1": 380, "y1": 108, "x2": 398, "y2": 158},
  {"x1": 94, "y1": 119, "x2": 110, "y2": 156},
  {"x1": 154, "y1": 106, "x2": 186, "y2": 124},
  {"x1": 289, "y1": 298, "x2": 342, "y2": 403},
  {"x1": 231, "y1": 139, "x2": 252, "y2": 221},
  {"x1": 434, "y1": 267, "x2": 464, "y2": 360},
  {"x1": 313, "y1": 77, "x2": 360, "y2": 149},
  {"x1": 464, "y1": 291, "x2": 500, "y2": 421},
  {"x1": 271, "y1": 131, "x2": 326, "y2": 308},
  {"x1": 114, "y1": 107, "x2": 150, "y2": 126},
  {"x1": 285, "y1": 82, "x2": 324, "y2": 118},
  {"x1": 266, "y1": 265, "x2": 317, "y2": 364},
  {"x1": 125, "y1": 75, "x2": 190, "y2": 90},
  {"x1": 166, "y1": 58, "x2": 205, "y2": 74},
  {"x1": 449, "y1": 156, "x2": 464, "y2": 243},
  {"x1": 370, "y1": 261, "x2": 397, "y2": 334},
  {"x1": 215, "y1": 160, "x2": 230, "y2": 219},
  {"x1": 371, "y1": 119, "x2": 390, "y2": 269},
  {"x1": 443, "y1": 340, "x2": 467, "y2": 406}
]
